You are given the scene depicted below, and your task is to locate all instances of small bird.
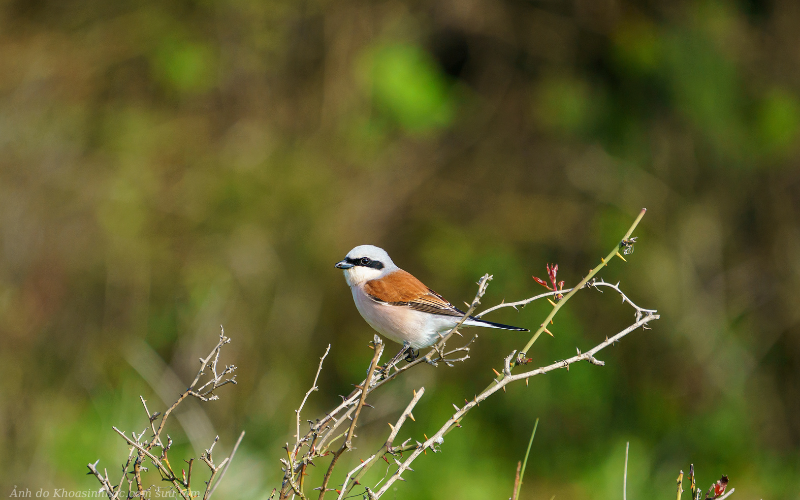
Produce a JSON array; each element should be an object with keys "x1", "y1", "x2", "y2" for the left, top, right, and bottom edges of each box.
[{"x1": 335, "y1": 245, "x2": 528, "y2": 349}]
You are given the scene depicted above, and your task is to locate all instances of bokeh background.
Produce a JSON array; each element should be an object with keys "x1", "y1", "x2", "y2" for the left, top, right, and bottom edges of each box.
[{"x1": 2, "y1": 0, "x2": 800, "y2": 498}]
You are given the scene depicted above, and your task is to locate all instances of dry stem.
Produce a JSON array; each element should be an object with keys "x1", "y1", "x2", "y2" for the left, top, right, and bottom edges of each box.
[
  {"x1": 88, "y1": 328, "x2": 240, "y2": 500},
  {"x1": 279, "y1": 209, "x2": 655, "y2": 498},
  {"x1": 316, "y1": 337, "x2": 384, "y2": 500},
  {"x1": 373, "y1": 312, "x2": 658, "y2": 497}
]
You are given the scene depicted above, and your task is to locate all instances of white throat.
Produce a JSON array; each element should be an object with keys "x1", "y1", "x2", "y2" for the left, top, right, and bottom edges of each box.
[
  {"x1": 344, "y1": 265, "x2": 389, "y2": 287},
  {"x1": 338, "y1": 245, "x2": 398, "y2": 287}
]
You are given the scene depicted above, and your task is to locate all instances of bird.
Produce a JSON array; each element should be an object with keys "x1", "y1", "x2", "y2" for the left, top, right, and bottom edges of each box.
[{"x1": 335, "y1": 245, "x2": 528, "y2": 350}]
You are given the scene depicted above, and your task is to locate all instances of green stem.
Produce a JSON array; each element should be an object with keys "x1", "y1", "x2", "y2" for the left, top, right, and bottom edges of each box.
[
  {"x1": 518, "y1": 208, "x2": 647, "y2": 357},
  {"x1": 513, "y1": 418, "x2": 539, "y2": 500},
  {"x1": 436, "y1": 209, "x2": 650, "y2": 445}
]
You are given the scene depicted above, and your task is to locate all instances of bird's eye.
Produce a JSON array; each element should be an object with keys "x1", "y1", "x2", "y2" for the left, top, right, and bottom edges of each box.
[{"x1": 360, "y1": 257, "x2": 371, "y2": 265}]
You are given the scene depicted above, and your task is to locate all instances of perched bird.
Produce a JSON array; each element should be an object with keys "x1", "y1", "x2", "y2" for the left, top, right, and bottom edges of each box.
[{"x1": 335, "y1": 245, "x2": 528, "y2": 349}]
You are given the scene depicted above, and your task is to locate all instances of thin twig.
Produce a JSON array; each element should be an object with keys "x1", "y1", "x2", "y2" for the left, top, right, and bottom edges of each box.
[
  {"x1": 477, "y1": 290, "x2": 566, "y2": 318},
  {"x1": 186, "y1": 459, "x2": 194, "y2": 492},
  {"x1": 87, "y1": 461, "x2": 118, "y2": 500},
  {"x1": 345, "y1": 339, "x2": 383, "y2": 445},
  {"x1": 90, "y1": 329, "x2": 238, "y2": 500},
  {"x1": 518, "y1": 208, "x2": 647, "y2": 357},
  {"x1": 298, "y1": 346, "x2": 331, "y2": 447},
  {"x1": 315, "y1": 405, "x2": 358, "y2": 453},
  {"x1": 512, "y1": 418, "x2": 538, "y2": 500},
  {"x1": 289, "y1": 277, "x2": 492, "y2": 479},
  {"x1": 113, "y1": 427, "x2": 192, "y2": 500},
  {"x1": 511, "y1": 462, "x2": 522, "y2": 500},
  {"x1": 344, "y1": 387, "x2": 426, "y2": 493},
  {"x1": 317, "y1": 337, "x2": 384, "y2": 500},
  {"x1": 624, "y1": 441, "x2": 629, "y2": 500},
  {"x1": 336, "y1": 455, "x2": 376, "y2": 500},
  {"x1": 200, "y1": 436, "x2": 231, "y2": 500},
  {"x1": 293, "y1": 345, "x2": 332, "y2": 493},
  {"x1": 207, "y1": 430, "x2": 246, "y2": 498},
  {"x1": 140, "y1": 396, "x2": 163, "y2": 448},
  {"x1": 114, "y1": 447, "x2": 135, "y2": 498},
  {"x1": 373, "y1": 313, "x2": 658, "y2": 497},
  {"x1": 588, "y1": 279, "x2": 658, "y2": 320},
  {"x1": 427, "y1": 274, "x2": 492, "y2": 360},
  {"x1": 477, "y1": 280, "x2": 656, "y2": 322},
  {"x1": 150, "y1": 331, "x2": 236, "y2": 453},
  {"x1": 284, "y1": 210, "x2": 653, "y2": 497},
  {"x1": 386, "y1": 388, "x2": 425, "y2": 451}
]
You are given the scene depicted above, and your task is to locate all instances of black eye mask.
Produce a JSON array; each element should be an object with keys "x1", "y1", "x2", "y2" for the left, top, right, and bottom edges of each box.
[{"x1": 345, "y1": 256, "x2": 385, "y2": 270}]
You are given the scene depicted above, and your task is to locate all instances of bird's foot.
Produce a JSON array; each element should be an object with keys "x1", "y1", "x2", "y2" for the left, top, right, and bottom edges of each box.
[
  {"x1": 378, "y1": 342, "x2": 412, "y2": 376},
  {"x1": 404, "y1": 348, "x2": 420, "y2": 363}
]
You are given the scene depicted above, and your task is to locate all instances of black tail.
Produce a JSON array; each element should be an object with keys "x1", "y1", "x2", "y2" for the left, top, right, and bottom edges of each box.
[{"x1": 465, "y1": 316, "x2": 528, "y2": 331}]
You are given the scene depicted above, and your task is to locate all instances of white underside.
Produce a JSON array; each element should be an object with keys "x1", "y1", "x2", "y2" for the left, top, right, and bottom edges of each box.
[{"x1": 350, "y1": 286, "x2": 499, "y2": 348}]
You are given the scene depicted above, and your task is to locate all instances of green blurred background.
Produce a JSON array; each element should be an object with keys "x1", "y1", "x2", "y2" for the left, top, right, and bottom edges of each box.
[{"x1": 1, "y1": 0, "x2": 799, "y2": 498}]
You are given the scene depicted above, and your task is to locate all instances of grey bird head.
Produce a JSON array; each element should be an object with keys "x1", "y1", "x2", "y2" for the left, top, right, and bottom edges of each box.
[{"x1": 335, "y1": 245, "x2": 397, "y2": 286}]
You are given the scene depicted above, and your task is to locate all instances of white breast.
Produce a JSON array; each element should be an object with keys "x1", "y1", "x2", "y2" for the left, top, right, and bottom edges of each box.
[{"x1": 350, "y1": 286, "x2": 456, "y2": 348}]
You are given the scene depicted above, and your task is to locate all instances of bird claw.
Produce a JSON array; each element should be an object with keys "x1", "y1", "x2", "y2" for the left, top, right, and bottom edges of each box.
[
  {"x1": 404, "y1": 348, "x2": 420, "y2": 363},
  {"x1": 377, "y1": 342, "x2": 416, "y2": 376}
]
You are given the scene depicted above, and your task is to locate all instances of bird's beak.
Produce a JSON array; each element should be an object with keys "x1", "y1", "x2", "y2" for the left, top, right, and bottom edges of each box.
[{"x1": 335, "y1": 260, "x2": 353, "y2": 269}]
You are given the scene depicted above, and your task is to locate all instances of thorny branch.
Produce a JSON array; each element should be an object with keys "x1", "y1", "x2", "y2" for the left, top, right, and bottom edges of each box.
[
  {"x1": 516, "y1": 208, "x2": 648, "y2": 357},
  {"x1": 298, "y1": 345, "x2": 331, "y2": 449},
  {"x1": 208, "y1": 430, "x2": 245, "y2": 498},
  {"x1": 342, "y1": 387, "x2": 426, "y2": 495},
  {"x1": 279, "y1": 209, "x2": 658, "y2": 498},
  {"x1": 87, "y1": 328, "x2": 241, "y2": 500},
  {"x1": 373, "y1": 313, "x2": 659, "y2": 497},
  {"x1": 316, "y1": 337, "x2": 384, "y2": 500},
  {"x1": 199, "y1": 436, "x2": 232, "y2": 500},
  {"x1": 293, "y1": 345, "x2": 331, "y2": 494},
  {"x1": 476, "y1": 278, "x2": 657, "y2": 324},
  {"x1": 278, "y1": 277, "x2": 493, "y2": 500}
]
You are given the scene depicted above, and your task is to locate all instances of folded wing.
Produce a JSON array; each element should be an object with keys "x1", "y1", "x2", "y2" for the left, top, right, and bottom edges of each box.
[
  {"x1": 364, "y1": 269, "x2": 529, "y2": 332},
  {"x1": 364, "y1": 269, "x2": 465, "y2": 317}
]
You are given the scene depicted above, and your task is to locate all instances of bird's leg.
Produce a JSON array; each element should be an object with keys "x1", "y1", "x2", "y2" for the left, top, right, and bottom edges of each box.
[
  {"x1": 380, "y1": 342, "x2": 413, "y2": 374},
  {"x1": 404, "y1": 348, "x2": 420, "y2": 362}
]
